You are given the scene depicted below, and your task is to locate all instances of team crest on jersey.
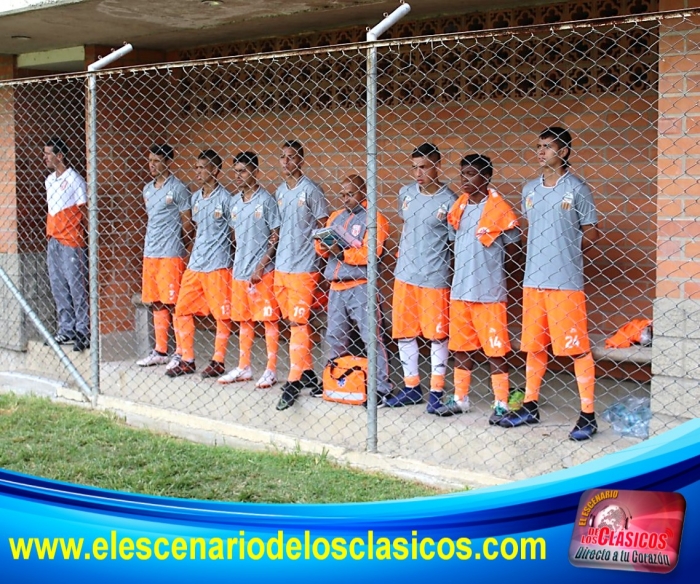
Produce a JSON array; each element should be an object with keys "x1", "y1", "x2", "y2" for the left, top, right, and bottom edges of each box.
[
  {"x1": 254, "y1": 205, "x2": 263, "y2": 219},
  {"x1": 297, "y1": 192, "x2": 307, "y2": 207},
  {"x1": 60, "y1": 180, "x2": 68, "y2": 191},
  {"x1": 561, "y1": 192, "x2": 574, "y2": 211},
  {"x1": 436, "y1": 204, "x2": 448, "y2": 221},
  {"x1": 402, "y1": 196, "x2": 411, "y2": 211},
  {"x1": 165, "y1": 191, "x2": 174, "y2": 205},
  {"x1": 352, "y1": 224, "x2": 362, "y2": 237},
  {"x1": 214, "y1": 204, "x2": 223, "y2": 219},
  {"x1": 193, "y1": 203, "x2": 199, "y2": 215},
  {"x1": 525, "y1": 193, "x2": 534, "y2": 210},
  {"x1": 230, "y1": 205, "x2": 238, "y2": 221}
]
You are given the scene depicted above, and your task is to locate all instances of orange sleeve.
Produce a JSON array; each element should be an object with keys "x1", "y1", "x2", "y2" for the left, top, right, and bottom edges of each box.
[{"x1": 343, "y1": 212, "x2": 389, "y2": 266}]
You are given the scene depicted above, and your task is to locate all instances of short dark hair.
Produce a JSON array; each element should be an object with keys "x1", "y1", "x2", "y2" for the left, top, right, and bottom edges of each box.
[
  {"x1": 46, "y1": 137, "x2": 68, "y2": 157},
  {"x1": 344, "y1": 174, "x2": 366, "y2": 194},
  {"x1": 283, "y1": 140, "x2": 304, "y2": 158},
  {"x1": 539, "y1": 127, "x2": 572, "y2": 165},
  {"x1": 460, "y1": 153, "x2": 493, "y2": 179},
  {"x1": 411, "y1": 143, "x2": 441, "y2": 163},
  {"x1": 233, "y1": 151, "x2": 259, "y2": 171},
  {"x1": 149, "y1": 144, "x2": 174, "y2": 161},
  {"x1": 198, "y1": 149, "x2": 222, "y2": 171}
]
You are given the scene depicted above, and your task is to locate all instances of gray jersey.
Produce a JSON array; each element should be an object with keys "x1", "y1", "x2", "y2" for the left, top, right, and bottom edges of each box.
[
  {"x1": 394, "y1": 183, "x2": 457, "y2": 289},
  {"x1": 187, "y1": 184, "x2": 233, "y2": 272},
  {"x1": 522, "y1": 172, "x2": 598, "y2": 291},
  {"x1": 274, "y1": 175, "x2": 328, "y2": 274},
  {"x1": 451, "y1": 200, "x2": 520, "y2": 303},
  {"x1": 143, "y1": 175, "x2": 191, "y2": 258},
  {"x1": 229, "y1": 187, "x2": 281, "y2": 281}
]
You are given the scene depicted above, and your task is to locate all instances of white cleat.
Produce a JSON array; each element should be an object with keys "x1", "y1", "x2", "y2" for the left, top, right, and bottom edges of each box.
[
  {"x1": 136, "y1": 349, "x2": 170, "y2": 367},
  {"x1": 255, "y1": 369, "x2": 278, "y2": 389},
  {"x1": 165, "y1": 354, "x2": 182, "y2": 371},
  {"x1": 218, "y1": 366, "x2": 253, "y2": 385}
]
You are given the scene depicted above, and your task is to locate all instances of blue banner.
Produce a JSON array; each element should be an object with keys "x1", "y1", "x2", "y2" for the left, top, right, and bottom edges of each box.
[{"x1": 2, "y1": 419, "x2": 699, "y2": 582}]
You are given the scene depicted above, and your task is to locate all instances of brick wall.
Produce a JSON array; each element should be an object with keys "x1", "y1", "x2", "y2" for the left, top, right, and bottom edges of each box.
[
  {"x1": 167, "y1": 84, "x2": 656, "y2": 340},
  {"x1": 93, "y1": 72, "x2": 170, "y2": 334},
  {"x1": 651, "y1": 0, "x2": 700, "y2": 420},
  {"x1": 0, "y1": 56, "x2": 17, "y2": 255}
]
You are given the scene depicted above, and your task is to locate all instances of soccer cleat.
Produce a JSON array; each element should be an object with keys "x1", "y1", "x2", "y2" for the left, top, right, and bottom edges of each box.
[
  {"x1": 255, "y1": 369, "x2": 277, "y2": 389},
  {"x1": 433, "y1": 396, "x2": 471, "y2": 417},
  {"x1": 73, "y1": 333, "x2": 90, "y2": 352},
  {"x1": 276, "y1": 380, "x2": 303, "y2": 411},
  {"x1": 136, "y1": 349, "x2": 170, "y2": 367},
  {"x1": 45, "y1": 333, "x2": 74, "y2": 346},
  {"x1": 383, "y1": 386, "x2": 424, "y2": 408},
  {"x1": 218, "y1": 366, "x2": 253, "y2": 385},
  {"x1": 498, "y1": 401, "x2": 540, "y2": 428},
  {"x1": 569, "y1": 412, "x2": 598, "y2": 441},
  {"x1": 165, "y1": 359, "x2": 196, "y2": 377},
  {"x1": 488, "y1": 402, "x2": 509, "y2": 426},
  {"x1": 165, "y1": 354, "x2": 182, "y2": 371},
  {"x1": 200, "y1": 360, "x2": 226, "y2": 379},
  {"x1": 301, "y1": 369, "x2": 323, "y2": 397},
  {"x1": 425, "y1": 390, "x2": 446, "y2": 414}
]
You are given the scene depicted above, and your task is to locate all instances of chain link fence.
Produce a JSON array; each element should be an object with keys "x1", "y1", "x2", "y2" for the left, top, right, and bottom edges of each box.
[{"x1": 0, "y1": 8, "x2": 697, "y2": 481}]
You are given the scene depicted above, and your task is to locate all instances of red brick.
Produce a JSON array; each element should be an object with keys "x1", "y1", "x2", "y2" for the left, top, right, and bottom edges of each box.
[
  {"x1": 685, "y1": 279, "x2": 700, "y2": 298},
  {"x1": 656, "y1": 279, "x2": 682, "y2": 299}
]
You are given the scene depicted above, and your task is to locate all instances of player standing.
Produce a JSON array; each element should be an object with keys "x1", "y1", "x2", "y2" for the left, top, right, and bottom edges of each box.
[
  {"x1": 435, "y1": 154, "x2": 519, "y2": 421},
  {"x1": 167, "y1": 150, "x2": 233, "y2": 379},
  {"x1": 136, "y1": 145, "x2": 193, "y2": 368},
  {"x1": 219, "y1": 152, "x2": 281, "y2": 389},
  {"x1": 273, "y1": 140, "x2": 329, "y2": 410},
  {"x1": 43, "y1": 137, "x2": 90, "y2": 352},
  {"x1": 499, "y1": 127, "x2": 600, "y2": 440},
  {"x1": 385, "y1": 143, "x2": 457, "y2": 412}
]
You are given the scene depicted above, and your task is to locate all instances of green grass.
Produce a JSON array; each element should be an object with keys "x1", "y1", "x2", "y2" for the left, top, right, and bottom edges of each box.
[{"x1": 0, "y1": 394, "x2": 443, "y2": 503}]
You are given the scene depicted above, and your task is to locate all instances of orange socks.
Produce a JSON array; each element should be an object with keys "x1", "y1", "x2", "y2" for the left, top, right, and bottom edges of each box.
[
  {"x1": 454, "y1": 368, "x2": 472, "y2": 401},
  {"x1": 574, "y1": 352, "x2": 596, "y2": 414},
  {"x1": 176, "y1": 315, "x2": 195, "y2": 362},
  {"x1": 525, "y1": 350, "x2": 548, "y2": 403},
  {"x1": 213, "y1": 319, "x2": 231, "y2": 363},
  {"x1": 289, "y1": 324, "x2": 312, "y2": 382},
  {"x1": 153, "y1": 309, "x2": 170, "y2": 354},
  {"x1": 491, "y1": 372, "x2": 510, "y2": 404},
  {"x1": 238, "y1": 321, "x2": 255, "y2": 369},
  {"x1": 264, "y1": 321, "x2": 279, "y2": 372}
]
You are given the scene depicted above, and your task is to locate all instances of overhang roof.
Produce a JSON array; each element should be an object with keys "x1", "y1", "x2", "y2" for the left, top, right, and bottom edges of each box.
[{"x1": 1, "y1": 0, "x2": 540, "y2": 66}]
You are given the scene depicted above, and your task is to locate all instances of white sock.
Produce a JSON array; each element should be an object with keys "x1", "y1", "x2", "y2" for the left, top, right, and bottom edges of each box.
[
  {"x1": 398, "y1": 338, "x2": 420, "y2": 386},
  {"x1": 430, "y1": 339, "x2": 449, "y2": 378}
]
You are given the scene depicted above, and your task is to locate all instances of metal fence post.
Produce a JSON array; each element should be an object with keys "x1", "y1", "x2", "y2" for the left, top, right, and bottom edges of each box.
[
  {"x1": 86, "y1": 44, "x2": 133, "y2": 396},
  {"x1": 366, "y1": 3, "x2": 411, "y2": 453},
  {"x1": 85, "y1": 72, "x2": 101, "y2": 396}
]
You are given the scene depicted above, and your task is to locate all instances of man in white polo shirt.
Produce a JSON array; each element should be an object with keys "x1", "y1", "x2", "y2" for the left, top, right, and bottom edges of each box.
[{"x1": 43, "y1": 137, "x2": 89, "y2": 352}]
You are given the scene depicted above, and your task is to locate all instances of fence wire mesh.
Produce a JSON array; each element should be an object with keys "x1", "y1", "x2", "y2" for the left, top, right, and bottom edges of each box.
[{"x1": 0, "y1": 9, "x2": 697, "y2": 481}]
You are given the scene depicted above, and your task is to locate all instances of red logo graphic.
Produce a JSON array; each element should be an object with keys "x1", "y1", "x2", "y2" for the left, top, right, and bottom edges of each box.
[{"x1": 569, "y1": 489, "x2": 685, "y2": 573}]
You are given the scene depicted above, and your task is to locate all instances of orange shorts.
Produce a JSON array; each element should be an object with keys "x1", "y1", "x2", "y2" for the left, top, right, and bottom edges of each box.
[
  {"x1": 273, "y1": 271, "x2": 319, "y2": 325},
  {"x1": 392, "y1": 280, "x2": 449, "y2": 340},
  {"x1": 174, "y1": 268, "x2": 231, "y2": 320},
  {"x1": 141, "y1": 257, "x2": 186, "y2": 305},
  {"x1": 448, "y1": 300, "x2": 511, "y2": 357},
  {"x1": 230, "y1": 271, "x2": 280, "y2": 322},
  {"x1": 521, "y1": 288, "x2": 590, "y2": 356}
]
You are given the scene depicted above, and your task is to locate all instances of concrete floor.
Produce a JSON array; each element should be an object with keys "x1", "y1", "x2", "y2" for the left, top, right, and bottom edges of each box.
[{"x1": 0, "y1": 320, "x2": 669, "y2": 485}]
